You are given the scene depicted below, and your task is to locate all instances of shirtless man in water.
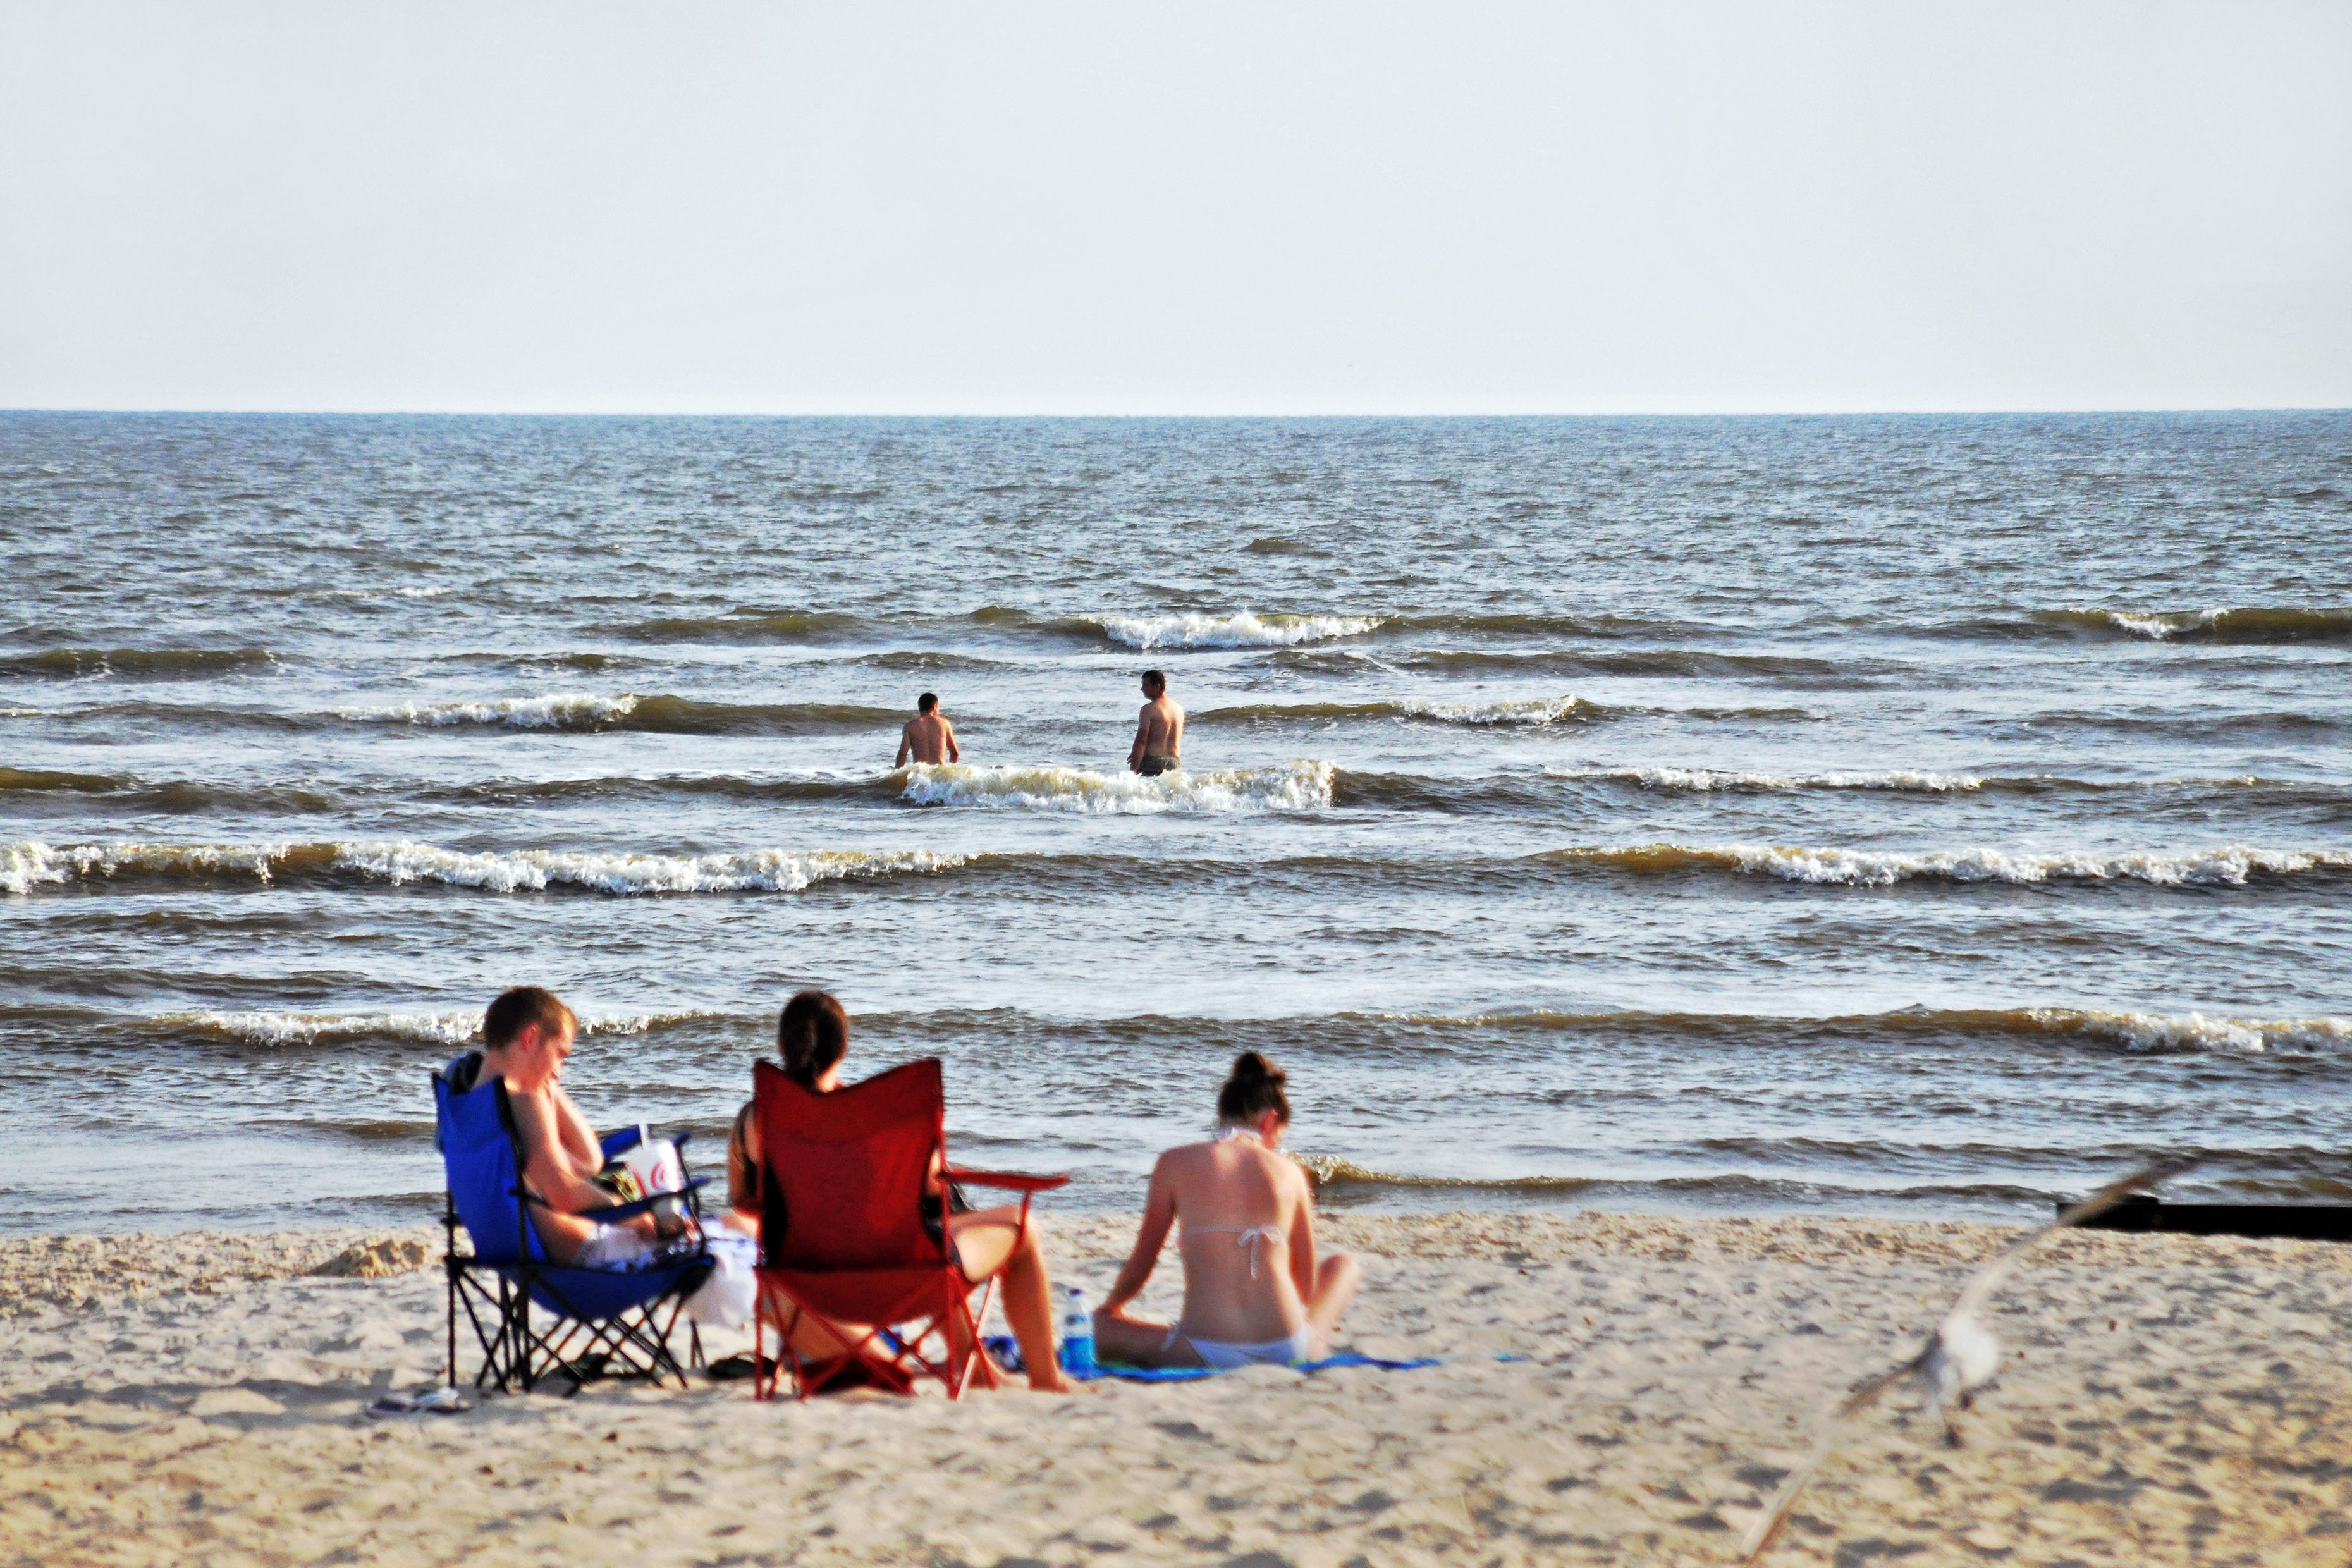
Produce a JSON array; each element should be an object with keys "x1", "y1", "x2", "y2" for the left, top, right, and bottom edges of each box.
[
  {"x1": 895, "y1": 692, "x2": 960, "y2": 766},
  {"x1": 1128, "y1": 670, "x2": 1184, "y2": 776}
]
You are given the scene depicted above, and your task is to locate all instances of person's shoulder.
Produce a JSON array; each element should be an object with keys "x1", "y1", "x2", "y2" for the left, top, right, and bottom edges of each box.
[{"x1": 1155, "y1": 1141, "x2": 1211, "y2": 1173}]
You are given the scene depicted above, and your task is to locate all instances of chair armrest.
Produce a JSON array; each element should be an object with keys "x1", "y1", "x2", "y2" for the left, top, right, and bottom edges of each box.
[
  {"x1": 945, "y1": 1166, "x2": 1070, "y2": 1192},
  {"x1": 515, "y1": 1174, "x2": 711, "y2": 1225},
  {"x1": 600, "y1": 1126, "x2": 694, "y2": 1155}
]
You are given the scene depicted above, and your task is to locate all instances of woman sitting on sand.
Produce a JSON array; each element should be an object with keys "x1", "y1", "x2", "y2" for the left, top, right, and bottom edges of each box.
[
  {"x1": 1094, "y1": 1051, "x2": 1360, "y2": 1368},
  {"x1": 725, "y1": 989, "x2": 1077, "y2": 1392}
]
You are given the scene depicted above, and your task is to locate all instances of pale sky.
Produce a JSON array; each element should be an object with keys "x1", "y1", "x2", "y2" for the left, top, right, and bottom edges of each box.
[{"x1": 3, "y1": 1, "x2": 2348, "y2": 414}]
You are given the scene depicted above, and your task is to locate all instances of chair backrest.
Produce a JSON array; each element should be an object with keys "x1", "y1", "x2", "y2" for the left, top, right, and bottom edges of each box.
[
  {"x1": 753, "y1": 1057, "x2": 949, "y2": 1271},
  {"x1": 432, "y1": 1064, "x2": 546, "y2": 1266}
]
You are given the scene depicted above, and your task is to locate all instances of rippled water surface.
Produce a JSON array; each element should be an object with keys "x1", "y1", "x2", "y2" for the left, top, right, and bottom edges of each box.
[{"x1": 5, "y1": 412, "x2": 2349, "y2": 1231}]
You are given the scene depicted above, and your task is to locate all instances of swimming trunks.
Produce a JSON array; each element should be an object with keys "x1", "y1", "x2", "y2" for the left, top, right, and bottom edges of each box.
[{"x1": 1137, "y1": 754, "x2": 1179, "y2": 777}]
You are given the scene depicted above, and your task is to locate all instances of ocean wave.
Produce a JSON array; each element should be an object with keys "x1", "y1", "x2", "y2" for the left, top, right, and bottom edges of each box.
[
  {"x1": 1275, "y1": 646, "x2": 1870, "y2": 683},
  {"x1": 1, "y1": 838, "x2": 968, "y2": 897},
  {"x1": 898, "y1": 759, "x2": 1335, "y2": 814},
  {"x1": 1398, "y1": 695, "x2": 1595, "y2": 726},
  {"x1": 1540, "y1": 766, "x2": 2343, "y2": 801},
  {"x1": 861, "y1": 1001, "x2": 2351, "y2": 1063},
  {"x1": 0, "y1": 768, "x2": 338, "y2": 814},
  {"x1": 605, "y1": 608, "x2": 866, "y2": 643},
  {"x1": 2034, "y1": 607, "x2": 2352, "y2": 644},
  {"x1": 1087, "y1": 611, "x2": 1387, "y2": 650},
  {"x1": 1543, "y1": 841, "x2": 2352, "y2": 887},
  {"x1": 0, "y1": 646, "x2": 280, "y2": 680},
  {"x1": 341, "y1": 692, "x2": 640, "y2": 729},
  {"x1": 341, "y1": 692, "x2": 903, "y2": 736},
  {"x1": 1194, "y1": 695, "x2": 1607, "y2": 728},
  {"x1": 325, "y1": 585, "x2": 450, "y2": 601},
  {"x1": 1549, "y1": 766, "x2": 1985, "y2": 793},
  {"x1": 2009, "y1": 1008, "x2": 2352, "y2": 1055},
  {"x1": 1294, "y1": 1157, "x2": 1593, "y2": 1194},
  {"x1": 154, "y1": 1006, "x2": 726, "y2": 1049}
]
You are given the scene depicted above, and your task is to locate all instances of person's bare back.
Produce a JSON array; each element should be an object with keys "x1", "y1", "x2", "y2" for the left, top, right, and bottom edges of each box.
[
  {"x1": 896, "y1": 693, "x2": 960, "y2": 767},
  {"x1": 1128, "y1": 670, "x2": 1185, "y2": 775}
]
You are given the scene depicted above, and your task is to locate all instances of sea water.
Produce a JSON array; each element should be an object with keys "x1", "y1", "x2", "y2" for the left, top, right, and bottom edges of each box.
[{"x1": 3, "y1": 412, "x2": 2348, "y2": 1232}]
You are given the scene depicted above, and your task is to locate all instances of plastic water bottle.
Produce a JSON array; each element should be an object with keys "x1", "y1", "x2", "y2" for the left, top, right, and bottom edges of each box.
[{"x1": 1058, "y1": 1284, "x2": 1096, "y2": 1375}]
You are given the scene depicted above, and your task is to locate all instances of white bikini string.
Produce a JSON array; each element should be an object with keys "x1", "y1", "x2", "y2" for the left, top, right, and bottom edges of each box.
[{"x1": 1233, "y1": 1225, "x2": 1280, "y2": 1278}]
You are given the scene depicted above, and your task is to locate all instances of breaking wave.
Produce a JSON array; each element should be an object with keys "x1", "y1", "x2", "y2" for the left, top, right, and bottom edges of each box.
[
  {"x1": 2033, "y1": 607, "x2": 2352, "y2": 644},
  {"x1": 1086, "y1": 611, "x2": 1387, "y2": 650},
  {"x1": 1294, "y1": 1157, "x2": 1594, "y2": 1194},
  {"x1": 1543, "y1": 842, "x2": 2352, "y2": 887},
  {"x1": 341, "y1": 692, "x2": 902, "y2": 735},
  {"x1": 1398, "y1": 695, "x2": 1595, "y2": 726},
  {"x1": 153, "y1": 1006, "x2": 728, "y2": 1050},
  {"x1": 1, "y1": 838, "x2": 969, "y2": 897},
  {"x1": 1194, "y1": 695, "x2": 1607, "y2": 728},
  {"x1": 898, "y1": 759, "x2": 1335, "y2": 814},
  {"x1": 1550, "y1": 766, "x2": 1986, "y2": 793}
]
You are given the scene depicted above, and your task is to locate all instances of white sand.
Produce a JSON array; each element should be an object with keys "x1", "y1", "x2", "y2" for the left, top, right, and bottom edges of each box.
[{"x1": 2, "y1": 1211, "x2": 2348, "y2": 1565}]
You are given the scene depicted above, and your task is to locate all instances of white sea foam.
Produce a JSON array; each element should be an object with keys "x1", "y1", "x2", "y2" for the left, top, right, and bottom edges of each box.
[
  {"x1": 2, "y1": 839, "x2": 287, "y2": 895},
  {"x1": 2, "y1": 837, "x2": 967, "y2": 896},
  {"x1": 1551, "y1": 766, "x2": 1985, "y2": 792},
  {"x1": 1092, "y1": 611, "x2": 1386, "y2": 650},
  {"x1": 327, "y1": 585, "x2": 450, "y2": 600},
  {"x1": 0, "y1": 707, "x2": 48, "y2": 718},
  {"x1": 1402, "y1": 696, "x2": 1590, "y2": 726},
  {"x1": 1706, "y1": 842, "x2": 2351, "y2": 886},
  {"x1": 160, "y1": 1006, "x2": 723, "y2": 1048},
  {"x1": 900, "y1": 759, "x2": 1335, "y2": 814},
  {"x1": 2088, "y1": 608, "x2": 2223, "y2": 640},
  {"x1": 332, "y1": 841, "x2": 965, "y2": 895},
  {"x1": 340, "y1": 692, "x2": 639, "y2": 728},
  {"x1": 2027, "y1": 1008, "x2": 2352, "y2": 1055}
]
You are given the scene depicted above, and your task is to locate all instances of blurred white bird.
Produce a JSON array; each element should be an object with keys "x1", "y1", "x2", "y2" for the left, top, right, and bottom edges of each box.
[{"x1": 1737, "y1": 1156, "x2": 2199, "y2": 1565}]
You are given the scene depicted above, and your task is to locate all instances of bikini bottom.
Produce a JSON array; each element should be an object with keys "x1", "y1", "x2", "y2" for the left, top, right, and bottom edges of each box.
[{"x1": 1169, "y1": 1323, "x2": 1316, "y2": 1369}]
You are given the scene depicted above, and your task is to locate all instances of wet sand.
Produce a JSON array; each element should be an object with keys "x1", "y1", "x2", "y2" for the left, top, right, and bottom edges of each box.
[{"x1": 3, "y1": 1211, "x2": 2348, "y2": 1566}]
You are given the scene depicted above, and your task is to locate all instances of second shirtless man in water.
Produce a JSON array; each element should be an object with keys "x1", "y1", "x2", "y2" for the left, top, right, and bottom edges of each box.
[
  {"x1": 1128, "y1": 670, "x2": 1185, "y2": 775},
  {"x1": 895, "y1": 692, "x2": 960, "y2": 766}
]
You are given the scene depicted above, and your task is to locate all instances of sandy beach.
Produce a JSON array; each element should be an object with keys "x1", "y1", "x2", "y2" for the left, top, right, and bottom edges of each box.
[{"x1": 4, "y1": 1211, "x2": 2348, "y2": 1567}]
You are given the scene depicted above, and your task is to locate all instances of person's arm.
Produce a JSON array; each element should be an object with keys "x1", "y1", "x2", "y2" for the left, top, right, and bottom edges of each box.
[
  {"x1": 510, "y1": 1088, "x2": 618, "y2": 1216},
  {"x1": 943, "y1": 719, "x2": 959, "y2": 763},
  {"x1": 1285, "y1": 1169, "x2": 1318, "y2": 1304},
  {"x1": 1168, "y1": 705, "x2": 1185, "y2": 760},
  {"x1": 725, "y1": 1102, "x2": 759, "y2": 1215},
  {"x1": 1128, "y1": 708, "x2": 1150, "y2": 771},
  {"x1": 895, "y1": 723, "x2": 912, "y2": 768},
  {"x1": 1098, "y1": 1156, "x2": 1179, "y2": 1318},
  {"x1": 546, "y1": 1081, "x2": 605, "y2": 1180}
]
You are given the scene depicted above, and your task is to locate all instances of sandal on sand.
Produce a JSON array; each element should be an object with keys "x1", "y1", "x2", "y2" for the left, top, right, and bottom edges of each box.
[{"x1": 367, "y1": 1387, "x2": 474, "y2": 1418}]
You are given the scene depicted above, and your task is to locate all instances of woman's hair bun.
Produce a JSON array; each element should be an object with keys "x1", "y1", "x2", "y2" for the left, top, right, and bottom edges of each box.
[
  {"x1": 1229, "y1": 1050, "x2": 1283, "y2": 1084},
  {"x1": 1217, "y1": 1050, "x2": 1291, "y2": 1124}
]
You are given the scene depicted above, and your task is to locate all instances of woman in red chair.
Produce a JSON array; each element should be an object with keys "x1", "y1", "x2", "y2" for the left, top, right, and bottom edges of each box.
[{"x1": 727, "y1": 990, "x2": 1077, "y2": 1393}]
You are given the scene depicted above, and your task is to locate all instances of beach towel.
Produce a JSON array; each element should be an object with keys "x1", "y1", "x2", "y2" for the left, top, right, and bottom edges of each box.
[{"x1": 982, "y1": 1336, "x2": 1436, "y2": 1381}]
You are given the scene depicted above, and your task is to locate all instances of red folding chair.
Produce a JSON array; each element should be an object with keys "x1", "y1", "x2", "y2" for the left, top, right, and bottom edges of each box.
[{"x1": 749, "y1": 1056, "x2": 1069, "y2": 1400}]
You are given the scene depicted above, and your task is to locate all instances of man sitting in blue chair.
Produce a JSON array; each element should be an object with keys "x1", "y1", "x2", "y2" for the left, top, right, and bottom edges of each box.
[{"x1": 444, "y1": 986, "x2": 689, "y2": 1268}]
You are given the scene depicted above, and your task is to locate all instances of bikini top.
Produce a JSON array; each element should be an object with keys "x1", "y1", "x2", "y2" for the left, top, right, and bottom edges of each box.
[
  {"x1": 1182, "y1": 1124, "x2": 1289, "y2": 1277},
  {"x1": 1182, "y1": 1222, "x2": 1287, "y2": 1277}
]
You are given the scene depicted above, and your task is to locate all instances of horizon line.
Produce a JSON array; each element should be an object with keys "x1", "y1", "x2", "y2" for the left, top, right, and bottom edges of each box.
[{"x1": 4, "y1": 404, "x2": 2349, "y2": 420}]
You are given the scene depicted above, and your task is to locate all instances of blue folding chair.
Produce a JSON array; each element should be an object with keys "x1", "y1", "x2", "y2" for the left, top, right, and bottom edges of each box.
[{"x1": 432, "y1": 1058, "x2": 714, "y2": 1394}]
